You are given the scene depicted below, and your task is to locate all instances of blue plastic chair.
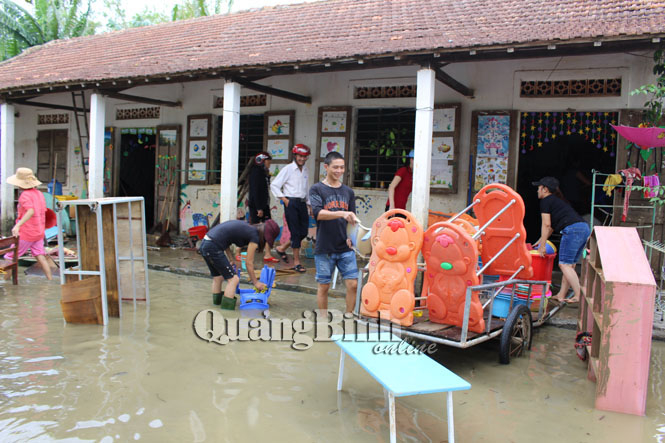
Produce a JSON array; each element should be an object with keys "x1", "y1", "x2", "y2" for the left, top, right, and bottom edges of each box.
[{"x1": 237, "y1": 265, "x2": 276, "y2": 310}]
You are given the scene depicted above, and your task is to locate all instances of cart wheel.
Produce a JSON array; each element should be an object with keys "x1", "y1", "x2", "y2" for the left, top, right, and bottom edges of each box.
[{"x1": 499, "y1": 304, "x2": 532, "y2": 365}]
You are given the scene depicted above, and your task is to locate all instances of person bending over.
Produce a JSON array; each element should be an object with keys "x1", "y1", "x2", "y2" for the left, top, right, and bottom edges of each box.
[
  {"x1": 199, "y1": 219, "x2": 279, "y2": 309},
  {"x1": 533, "y1": 176, "x2": 590, "y2": 304}
]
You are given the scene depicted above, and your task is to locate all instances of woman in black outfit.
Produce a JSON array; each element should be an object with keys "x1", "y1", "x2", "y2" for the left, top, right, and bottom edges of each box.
[
  {"x1": 533, "y1": 176, "x2": 591, "y2": 304},
  {"x1": 248, "y1": 152, "x2": 279, "y2": 262}
]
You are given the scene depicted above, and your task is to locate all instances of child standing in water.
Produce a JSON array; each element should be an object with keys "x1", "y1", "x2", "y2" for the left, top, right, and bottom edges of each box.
[{"x1": 5, "y1": 167, "x2": 52, "y2": 280}]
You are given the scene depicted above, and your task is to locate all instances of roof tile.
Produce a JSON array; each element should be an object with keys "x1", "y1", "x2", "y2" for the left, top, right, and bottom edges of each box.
[{"x1": 0, "y1": 0, "x2": 663, "y2": 91}]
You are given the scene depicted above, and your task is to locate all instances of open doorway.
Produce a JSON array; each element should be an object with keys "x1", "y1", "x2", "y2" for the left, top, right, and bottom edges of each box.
[
  {"x1": 516, "y1": 111, "x2": 618, "y2": 242},
  {"x1": 118, "y1": 128, "x2": 156, "y2": 228}
]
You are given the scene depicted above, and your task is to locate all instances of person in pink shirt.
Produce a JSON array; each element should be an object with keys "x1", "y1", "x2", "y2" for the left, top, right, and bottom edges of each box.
[{"x1": 5, "y1": 167, "x2": 52, "y2": 280}]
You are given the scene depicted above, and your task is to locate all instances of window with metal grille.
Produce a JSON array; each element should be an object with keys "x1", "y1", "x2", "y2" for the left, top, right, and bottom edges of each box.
[
  {"x1": 37, "y1": 129, "x2": 68, "y2": 185},
  {"x1": 214, "y1": 114, "x2": 265, "y2": 182},
  {"x1": 354, "y1": 108, "x2": 415, "y2": 188}
]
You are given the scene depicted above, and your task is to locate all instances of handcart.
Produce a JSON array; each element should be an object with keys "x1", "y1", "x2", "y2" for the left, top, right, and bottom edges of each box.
[{"x1": 352, "y1": 184, "x2": 567, "y2": 364}]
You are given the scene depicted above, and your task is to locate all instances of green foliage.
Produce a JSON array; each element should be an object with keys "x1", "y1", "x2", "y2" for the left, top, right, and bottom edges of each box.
[
  {"x1": 0, "y1": 0, "x2": 95, "y2": 60},
  {"x1": 367, "y1": 128, "x2": 409, "y2": 160},
  {"x1": 630, "y1": 46, "x2": 665, "y2": 127},
  {"x1": 103, "y1": 0, "x2": 233, "y2": 31}
]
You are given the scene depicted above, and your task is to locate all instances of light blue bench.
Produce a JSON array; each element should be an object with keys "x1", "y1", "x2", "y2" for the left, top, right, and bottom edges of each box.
[{"x1": 334, "y1": 332, "x2": 471, "y2": 443}]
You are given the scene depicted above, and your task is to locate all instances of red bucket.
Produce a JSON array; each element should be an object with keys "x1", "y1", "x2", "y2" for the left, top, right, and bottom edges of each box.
[
  {"x1": 45, "y1": 208, "x2": 57, "y2": 229},
  {"x1": 188, "y1": 225, "x2": 208, "y2": 240},
  {"x1": 530, "y1": 251, "x2": 556, "y2": 282}
]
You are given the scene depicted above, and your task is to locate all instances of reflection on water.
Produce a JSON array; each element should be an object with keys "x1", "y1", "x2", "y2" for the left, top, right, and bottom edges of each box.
[{"x1": 1, "y1": 272, "x2": 665, "y2": 442}]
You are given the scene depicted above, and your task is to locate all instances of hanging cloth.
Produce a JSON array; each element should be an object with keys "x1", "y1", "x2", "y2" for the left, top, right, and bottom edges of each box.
[
  {"x1": 602, "y1": 174, "x2": 623, "y2": 196},
  {"x1": 643, "y1": 175, "x2": 660, "y2": 198},
  {"x1": 618, "y1": 167, "x2": 642, "y2": 222}
]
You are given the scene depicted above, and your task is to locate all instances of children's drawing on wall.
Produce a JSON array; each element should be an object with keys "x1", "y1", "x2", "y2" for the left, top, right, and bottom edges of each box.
[
  {"x1": 189, "y1": 119, "x2": 208, "y2": 137},
  {"x1": 188, "y1": 140, "x2": 207, "y2": 160},
  {"x1": 354, "y1": 195, "x2": 374, "y2": 216},
  {"x1": 320, "y1": 137, "x2": 345, "y2": 157},
  {"x1": 269, "y1": 163, "x2": 282, "y2": 178},
  {"x1": 473, "y1": 157, "x2": 508, "y2": 190},
  {"x1": 430, "y1": 163, "x2": 454, "y2": 188},
  {"x1": 432, "y1": 107, "x2": 456, "y2": 132},
  {"x1": 192, "y1": 212, "x2": 212, "y2": 227},
  {"x1": 477, "y1": 115, "x2": 510, "y2": 157},
  {"x1": 430, "y1": 136, "x2": 454, "y2": 188},
  {"x1": 268, "y1": 115, "x2": 290, "y2": 136},
  {"x1": 321, "y1": 111, "x2": 347, "y2": 132},
  {"x1": 318, "y1": 163, "x2": 327, "y2": 181},
  {"x1": 188, "y1": 162, "x2": 207, "y2": 181},
  {"x1": 267, "y1": 139, "x2": 289, "y2": 160}
]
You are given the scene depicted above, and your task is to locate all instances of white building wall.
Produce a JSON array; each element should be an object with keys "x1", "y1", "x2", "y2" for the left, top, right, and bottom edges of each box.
[{"x1": 7, "y1": 51, "x2": 657, "y2": 233}]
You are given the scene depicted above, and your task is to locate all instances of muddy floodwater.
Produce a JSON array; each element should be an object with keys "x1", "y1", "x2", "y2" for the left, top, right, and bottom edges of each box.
[{"x1": 1, "y1": 271, "x2": 664, "y2": 442}]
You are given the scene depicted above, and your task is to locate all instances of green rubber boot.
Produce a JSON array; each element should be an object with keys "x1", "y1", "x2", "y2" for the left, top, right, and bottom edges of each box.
[
  {"x1": 220, "y1": 296, "x2": 237, "y2": 311},
  {"x1": 212, "y1": 293, "x2": 222, "y2": 305}
]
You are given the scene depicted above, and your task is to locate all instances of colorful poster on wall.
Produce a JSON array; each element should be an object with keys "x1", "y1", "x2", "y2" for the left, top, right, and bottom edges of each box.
[
  {"x1": 319, "y1": 162, "x2": 327, "y2": 181},
  {"x1": 320, "y1": 136, "x2": 345, "y2": 157},
  {"x1": 188, "y1": 162, "x2": 207, "y2": 181},
  {"x1": 432, "y1": 136, "x2": 454, "y2": 160},
  {"x1": 321, "y1": 111, "x2": 347, "y2": 132},
  {"x1": 432, "y1": 108, "x2": 456, "y2": 132},
  {"x1": 473, "y1": 157, "x2": 508, "y2": 190},
  {"x1": 477, "y1": 115, "x2": 510, "y2": 157},
  {"x1": 268, "y1": 115, "x2": 290, "y2": 136},
  {"x1": 267, "y1": 139, "x2": 290, "y2": 160},
  {"x1": 188, "y1": 140, "x2": 207, "y2": 160},
  {"x1": 268, "y1": 163, "x2": 283, "y2": 178},
  {"x1": 189, "y1": 119, "x2": 208, "y2": 137}
]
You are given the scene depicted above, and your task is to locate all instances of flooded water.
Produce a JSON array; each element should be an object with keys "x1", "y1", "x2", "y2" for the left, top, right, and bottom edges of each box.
[{"x1": 1, "y1": 271, "x2": 664, "y2": 442}]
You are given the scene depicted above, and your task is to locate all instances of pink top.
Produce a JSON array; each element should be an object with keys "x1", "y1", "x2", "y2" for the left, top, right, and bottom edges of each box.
[{"x1": 17, "y1": 188, "x2": 46, "y2": 242}]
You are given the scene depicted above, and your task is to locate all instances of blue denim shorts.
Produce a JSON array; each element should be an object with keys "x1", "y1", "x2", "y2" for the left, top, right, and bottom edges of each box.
[
  {"x1": 314, "y1": 250, "x2": 358, "y2": 284},
  {"x1": 558, "y1": 222, "x2": 591, "y2": 265},
  {"x1": 199, "y1": 239, "x2": 235, "y2": 279}
]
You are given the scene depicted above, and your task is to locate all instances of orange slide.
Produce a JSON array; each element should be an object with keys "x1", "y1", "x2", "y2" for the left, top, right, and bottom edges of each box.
[
  {"x1": 360, "y1": 210, "x2": 423, "y2": 327},
  {"x1": 421, "y1": 222, "x2": 485, "y2": 333}
]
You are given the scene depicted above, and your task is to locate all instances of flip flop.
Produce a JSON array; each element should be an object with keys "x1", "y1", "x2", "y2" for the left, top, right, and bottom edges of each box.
[
  {"x1": 264, "y1": 256, "x2": 280, "y2": 263},
  {"x1": 292, "y1": 264, "x2": 306, "y2": 273},
  {"x1": 276, "y1": 250, "x2": 289, "y2": 263}
]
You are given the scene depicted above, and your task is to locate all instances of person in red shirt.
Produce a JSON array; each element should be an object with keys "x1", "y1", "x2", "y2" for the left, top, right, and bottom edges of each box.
[
  {"x1": 5, "y1": 167, "x2": 52, "y2": 280},
  {"x1": 386, "y1": 149, "x2": 414, "y2": 211}
]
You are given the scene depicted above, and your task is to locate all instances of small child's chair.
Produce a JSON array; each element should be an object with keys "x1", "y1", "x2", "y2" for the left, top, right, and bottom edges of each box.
[
  {"x1": 0, "y1": 236, "x2": 19, "y2": 285},
  {"x1": 236, "y1": 265, "x2": 276, "y2": 310}
]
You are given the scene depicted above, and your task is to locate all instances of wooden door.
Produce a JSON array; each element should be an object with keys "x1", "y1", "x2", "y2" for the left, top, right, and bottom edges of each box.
[{"x1": 154, "y1": 125, "x2": 182, "y2": 231}]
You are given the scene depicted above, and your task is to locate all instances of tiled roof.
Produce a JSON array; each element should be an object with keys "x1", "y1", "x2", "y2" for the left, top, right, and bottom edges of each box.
[{"x1": 0, "y1": 0, "x2": 663, "y2": 92}]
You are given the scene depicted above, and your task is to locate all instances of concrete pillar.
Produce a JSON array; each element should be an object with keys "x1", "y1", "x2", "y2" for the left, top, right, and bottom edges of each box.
[
  {"x1": 412, "y1": 68, "x2": 435, "y2": 229},
  {"x1": 220, "y1": 81, "x2": 241, "y2": 223},
  {"x1": 88, "y1": 93, "x2": 106, "y2": 199},
  {"x1": 1, "y1": 103, "x2": 16, "y2": 235}
]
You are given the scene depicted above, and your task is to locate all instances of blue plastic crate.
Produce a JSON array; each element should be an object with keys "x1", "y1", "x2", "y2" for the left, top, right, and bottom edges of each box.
[{"x1": 491, "y1": 293, "x2": 530, "y2": 318}]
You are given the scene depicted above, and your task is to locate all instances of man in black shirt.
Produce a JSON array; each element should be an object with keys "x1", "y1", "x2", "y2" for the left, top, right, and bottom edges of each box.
[
  {"x1": 309, "y1": 151, "x2": 358, "y2": 312},
  {"x1": 199, "y1": 219, "x2": 279, "y2": 309},
  {"x1": 534, "y1": 176, "x2": 590, "y2": 304}
]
